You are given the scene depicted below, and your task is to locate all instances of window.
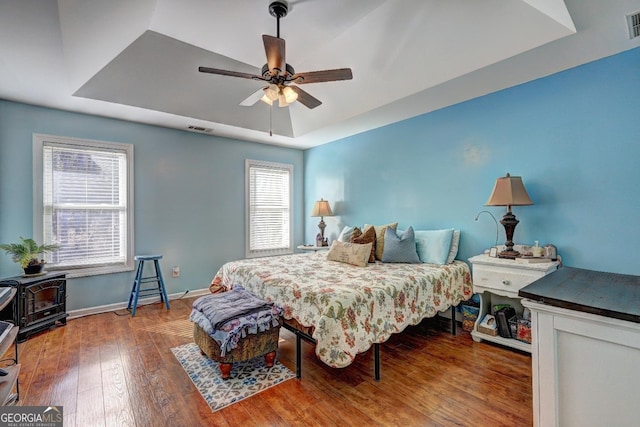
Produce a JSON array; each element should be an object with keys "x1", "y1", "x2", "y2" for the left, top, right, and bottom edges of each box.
[
  {"x1": 245, "y1": 159, "x2": 293, "y2": 258},
  {"x1": 33, "y1": 134, "x2": 134, "y2": 277}
]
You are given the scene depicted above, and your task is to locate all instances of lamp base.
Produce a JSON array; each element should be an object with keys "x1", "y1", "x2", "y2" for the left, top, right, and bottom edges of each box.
[
  {"x1": 498, "y1": 249, "x2": 521, "y2": 259},
  {"x1": 499, "y1": 210, "x2": 520, "y2": 259},
  {"x1": 317, "y1": 218, "x2": 328, "y2": 246}
]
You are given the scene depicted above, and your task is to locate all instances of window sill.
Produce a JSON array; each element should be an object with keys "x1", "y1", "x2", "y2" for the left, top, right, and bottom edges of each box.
[{"x1": 48, "y1": 264, "x2": 135, "y2": 279}]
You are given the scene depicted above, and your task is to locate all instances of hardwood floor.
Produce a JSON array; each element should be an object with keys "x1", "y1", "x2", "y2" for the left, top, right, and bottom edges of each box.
[{"x1": 11, "y1": 297, "x2": 533, "y2": 426}]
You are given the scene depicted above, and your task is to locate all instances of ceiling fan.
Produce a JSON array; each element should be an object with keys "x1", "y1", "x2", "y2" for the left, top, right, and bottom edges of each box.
[{"x1": 198, "y1": 1, "x2": 352, "y2": 109}]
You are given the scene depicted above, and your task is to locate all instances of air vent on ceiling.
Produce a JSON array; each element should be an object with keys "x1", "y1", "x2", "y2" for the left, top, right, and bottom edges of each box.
[
  {"x1": 187, "y1": 125, "x2": 213, "y2": 133},
  {"x1": 627, "y1": 11, "x2": 640, "y2": 39}
]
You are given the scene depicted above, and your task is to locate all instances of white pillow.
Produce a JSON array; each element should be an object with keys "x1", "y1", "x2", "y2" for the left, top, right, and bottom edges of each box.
[
  {"x1": 337, "y1": 226, "x2": 356, "y2": 242},
  {"x1": 326, "y1": 240, "x2": 373, "y2": 267},
  {"x1": 446, "y1": 230, "x2": 461, "y2": 264},
  {"x1": 414, "y1": 229, "x2": 454, "y2": 265}
]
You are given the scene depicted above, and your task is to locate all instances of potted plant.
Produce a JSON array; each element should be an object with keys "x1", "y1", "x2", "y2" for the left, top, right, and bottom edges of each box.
[{"x1": 0, "y1": 237, "x2": 59, "y2": 275}]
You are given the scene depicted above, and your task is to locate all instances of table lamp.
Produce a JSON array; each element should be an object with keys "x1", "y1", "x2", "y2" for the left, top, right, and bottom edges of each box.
[
  {"x1": 485, "y1": 173, "x2": 533, "y2": 258},
  {"x1": 311, "y1": 199, "x2": 333, "y2": 246}
]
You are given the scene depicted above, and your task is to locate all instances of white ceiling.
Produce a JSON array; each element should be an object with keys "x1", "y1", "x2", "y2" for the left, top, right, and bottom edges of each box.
[{"x1": 0, "y1": 0, "x2": 638, "y2": 149}]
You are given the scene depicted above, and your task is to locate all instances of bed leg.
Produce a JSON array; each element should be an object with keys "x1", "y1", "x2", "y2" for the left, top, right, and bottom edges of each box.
[
  {"x1": 451, "y1": 306, "x2": 457, "y2": 336},
  {"x1": 374, "y1": 343, "x2": 380, "y2": 381},
  {"x1": 295, "y1": 332, "x2": 302, "y2": 379}
]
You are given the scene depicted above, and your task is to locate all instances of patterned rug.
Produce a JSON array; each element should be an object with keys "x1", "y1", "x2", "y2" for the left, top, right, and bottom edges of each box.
[{"x1": 171, "y1": 342, "x2": 296, "y2": 412}]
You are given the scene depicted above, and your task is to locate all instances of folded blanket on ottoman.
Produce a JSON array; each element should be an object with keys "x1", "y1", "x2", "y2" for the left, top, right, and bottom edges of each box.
[{"x1": 190, "y1": 286, "x2": 282, "y2": 356}]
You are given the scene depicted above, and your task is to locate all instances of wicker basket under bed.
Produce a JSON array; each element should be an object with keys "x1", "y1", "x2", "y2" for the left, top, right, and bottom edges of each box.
[{"x1": 193, "y1": 320, "x2": 282, "y2": 379}]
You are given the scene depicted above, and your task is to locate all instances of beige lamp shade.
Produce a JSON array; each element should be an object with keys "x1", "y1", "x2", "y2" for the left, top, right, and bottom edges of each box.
[
  {"x1": 485, "y1": 173, "x2": 533, "y2": 209},
  {"x1": 311, "y1": 199, "x2": 333, "y2": 217}
]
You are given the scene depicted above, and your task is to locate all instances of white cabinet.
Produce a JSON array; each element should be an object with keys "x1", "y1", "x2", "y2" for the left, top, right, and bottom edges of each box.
[
  {"x1": 519, "y1": 266, "x2": 640, "y2": 427},
  {"x1": 523, "y1": 299, "x2": 640, "y2": 427},
  {"x1": 468, "y1": 254, "x2": 559, "y2": 352}
]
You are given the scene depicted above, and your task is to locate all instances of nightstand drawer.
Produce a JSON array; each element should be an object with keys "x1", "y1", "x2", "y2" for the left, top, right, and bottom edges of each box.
[{"x1": 473, "y1": 265, "x2": 544, "y2": 293}]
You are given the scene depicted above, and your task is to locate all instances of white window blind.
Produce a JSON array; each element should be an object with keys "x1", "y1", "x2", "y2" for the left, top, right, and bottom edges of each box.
[
  {"x1": 34, "y1": 134, "x2": 134, "y2": 277},
  {"x1": 246, "y1": 160, "x2": 293, "y2": 258}
]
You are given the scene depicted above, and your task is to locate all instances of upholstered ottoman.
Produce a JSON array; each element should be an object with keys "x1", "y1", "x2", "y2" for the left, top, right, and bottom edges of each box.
[{"x1": 193, "y1": 317, "x2": 281, "y2": 380}]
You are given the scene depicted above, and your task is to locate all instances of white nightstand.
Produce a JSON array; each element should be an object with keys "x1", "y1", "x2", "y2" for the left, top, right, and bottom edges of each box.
[
  {"x1": 468, "y1": 254, "x2": 560, "y2": 352},
  {"x1": 297, "y1": 245, "x2": 329, "y2": 252}
]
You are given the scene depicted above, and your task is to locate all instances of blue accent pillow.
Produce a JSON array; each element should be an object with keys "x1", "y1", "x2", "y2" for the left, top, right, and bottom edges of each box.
[
  {"x1": 382, "y1": 226, "x2": 420, "y2": 263},
  {"x1": 414, "y1": 229, "x2": 454, "y2": 265}
]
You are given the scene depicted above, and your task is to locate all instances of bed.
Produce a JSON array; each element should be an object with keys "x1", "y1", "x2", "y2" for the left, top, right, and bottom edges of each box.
[{"x1": 209, "y1": 250, "x2": 473, "y2": 379}]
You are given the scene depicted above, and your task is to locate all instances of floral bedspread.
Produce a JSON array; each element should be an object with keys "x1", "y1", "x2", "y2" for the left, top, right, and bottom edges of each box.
[{"x1": 210, "y1": 252, "x2": 473, "y2": 368}]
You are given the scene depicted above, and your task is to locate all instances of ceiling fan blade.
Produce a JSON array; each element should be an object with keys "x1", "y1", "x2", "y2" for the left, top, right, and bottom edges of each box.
[
  {"x1": 292, "y1": 68, "x2": 353, "y2": 84},
  {"x1": 290, "y1": 86, "x2": 322, "y2": 109},
  {"x1": 262, "y1": 35, "x2": 286, "y2": 76},
  {"x1": 199, "y1": 66, "x2": 265, "y2": 81},
  {"x1": 240, "y1": 87, "x2": 267, "y2": 106}
]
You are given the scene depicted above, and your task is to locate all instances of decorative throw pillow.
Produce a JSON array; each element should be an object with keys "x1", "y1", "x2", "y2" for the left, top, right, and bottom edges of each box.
[
  {"x1": 364, "y1": 222, "x2": 398, "y2": 261},
  {"x1": 326, "y1": 240, "x2": 373, "y2": 267},
  {"x1": 446, "y1": 230, "x2": 461, "y2": 264},
  {"x1": 414, "y1": 228, "x2": 454, "y2": 265},
  {"x1": 337, "y1": 226, "x2": 356, "y2": 242},
  {"x1": 382, "y1": 226, "x2": 420, "y2": 263},
  {"x1": 349, "y1": 226, "x2": 376, "y2": 263}
]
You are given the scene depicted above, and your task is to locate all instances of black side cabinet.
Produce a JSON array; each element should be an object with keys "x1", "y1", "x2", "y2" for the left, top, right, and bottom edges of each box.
[{"x1": 0, "y1": 272, "x2": 68, "y2": 342}]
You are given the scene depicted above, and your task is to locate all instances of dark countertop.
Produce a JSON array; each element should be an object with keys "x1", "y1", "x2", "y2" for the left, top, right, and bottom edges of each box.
[
  {"x1": 519, "y1": 267, "x2": 640, "y2": 324},
  {"x1": 0, "y1": 271, "x2": 66, "y2": 285}
]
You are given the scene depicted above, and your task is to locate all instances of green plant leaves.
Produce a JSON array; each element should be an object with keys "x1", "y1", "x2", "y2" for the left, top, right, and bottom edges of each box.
[{"x1": 0, "y1": 236, "x2": 59, "y2": 268}]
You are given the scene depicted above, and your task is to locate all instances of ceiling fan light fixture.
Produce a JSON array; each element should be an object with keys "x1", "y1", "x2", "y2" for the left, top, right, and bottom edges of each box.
[
  {"x1": 278, "y1": 92, "x2": 289, "y2": 107},
  {"x1": 282, "y1": 86, "x2": 298, "y2": 104},
  {"x1": 260, "y1": 94, "x2": 274, "y2": 105},
  {"x1": 264, "y1": 84, "x2": 279, "y2": 101}
]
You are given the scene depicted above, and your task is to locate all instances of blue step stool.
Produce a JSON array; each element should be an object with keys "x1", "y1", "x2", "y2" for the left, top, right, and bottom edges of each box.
[{"x1": 127, "y1": 255, "x2": 170, "y2": 316}]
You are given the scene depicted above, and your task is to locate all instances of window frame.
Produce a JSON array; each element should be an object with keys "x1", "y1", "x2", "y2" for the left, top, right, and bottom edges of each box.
[
  {"x1": 245, "y1": 159, "x2": 293, "y2": 259},
  {"x1": 33, "y1": 133, "x2": 135, "y2": 278}
]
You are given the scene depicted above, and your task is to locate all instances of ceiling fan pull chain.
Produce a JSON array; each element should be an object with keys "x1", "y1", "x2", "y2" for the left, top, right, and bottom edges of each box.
[{"x1": 269, "y1": 104, "x2": 273, "y2": 137}]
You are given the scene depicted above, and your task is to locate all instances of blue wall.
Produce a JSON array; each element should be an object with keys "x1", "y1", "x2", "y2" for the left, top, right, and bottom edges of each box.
[
  {"x1": 304, "y1": 47, "x2": 640, "y2": 275},
  {"x1": 0, "y1": 101, "x2": 304, "y2": 310}
]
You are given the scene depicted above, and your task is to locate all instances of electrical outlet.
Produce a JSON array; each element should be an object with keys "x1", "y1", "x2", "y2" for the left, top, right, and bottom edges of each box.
[{"x1": 172, "y1": 266, "x2": 180, "y2": 277}]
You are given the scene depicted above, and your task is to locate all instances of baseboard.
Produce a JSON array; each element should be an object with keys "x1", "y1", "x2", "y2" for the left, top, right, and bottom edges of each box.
[{"x1": 67, "y1": 287, "x2": 211, "y2": 320}]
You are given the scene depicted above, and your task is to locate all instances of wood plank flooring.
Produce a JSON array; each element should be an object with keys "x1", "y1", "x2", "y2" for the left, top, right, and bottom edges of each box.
[{"x1": 10, "y1": 297, "x2": 533, "y2": 426}]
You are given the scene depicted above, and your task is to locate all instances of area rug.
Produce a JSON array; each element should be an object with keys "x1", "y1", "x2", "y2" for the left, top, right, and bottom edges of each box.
[{"x1": 171, "y1": 342, "x2": 296, "y2": 412}]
